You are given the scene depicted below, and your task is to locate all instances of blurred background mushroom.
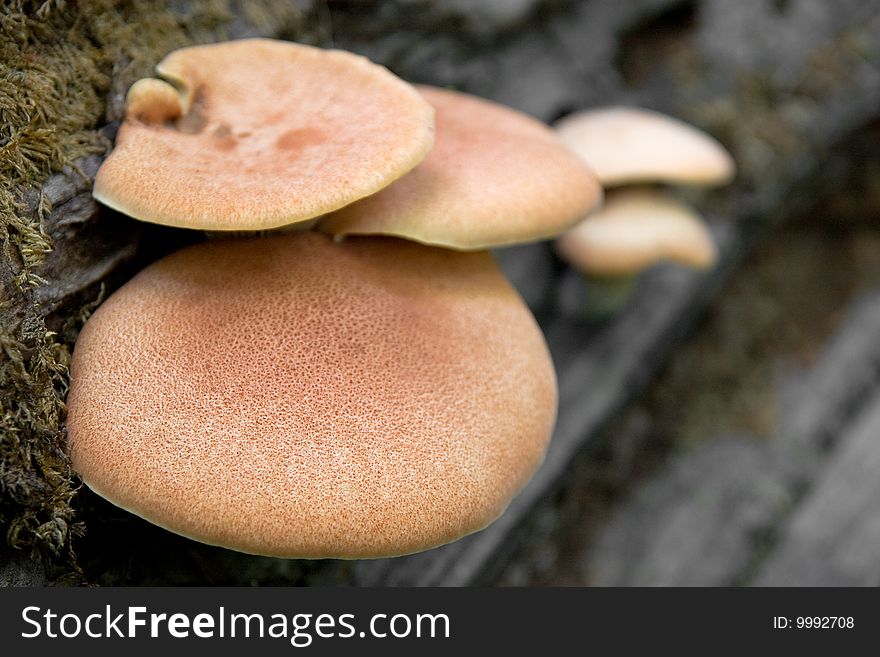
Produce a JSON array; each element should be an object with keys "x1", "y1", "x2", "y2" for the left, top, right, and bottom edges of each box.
[
  {"x1": 552, "y1": 106, "x2": 733, "y2": 319},
  {"x1": 554, "y1": 188, "x2": 718, "y2": 319},
  {"x1": 2, "y1": 0, "x2": 880, "y2": 587},
  {"x1": 554, "y1": 106, "x2": 735, "y2": 188}
]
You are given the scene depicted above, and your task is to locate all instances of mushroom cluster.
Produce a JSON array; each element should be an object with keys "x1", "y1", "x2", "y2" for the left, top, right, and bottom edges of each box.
[
  {"x1": 67, "y1": 39, "x2": 602, "y2": 558},
  {"x1": 552, "y1": 107, "x2": 735, "y2": 316}
]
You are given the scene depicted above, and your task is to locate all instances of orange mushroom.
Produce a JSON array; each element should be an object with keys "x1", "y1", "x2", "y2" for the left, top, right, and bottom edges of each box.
[
  {"x1": 93, "y1": 39, "x2": 435, "y2": 231},
  {"x1": 319, "y1": 85, "x2": 602, "y2": 250},
  {"x1": 66, "y1": 232, "x2": 557, "y2": 558}
]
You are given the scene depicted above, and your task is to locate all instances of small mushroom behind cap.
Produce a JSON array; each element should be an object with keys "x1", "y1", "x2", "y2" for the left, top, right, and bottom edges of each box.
[
  {"x1": 554, "y1": 106, "x2": 735, "y2": 187},
  {"x1": 125, "y1": 78, "x2": 184, "y2": 124},
  {"x1": 555, "y1": 188, "x2": 718, "y2": 276}
]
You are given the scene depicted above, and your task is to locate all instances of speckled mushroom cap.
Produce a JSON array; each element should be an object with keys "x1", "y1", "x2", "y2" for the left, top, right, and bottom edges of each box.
[
  {"x1": 66, "y1": 232, "x2": 557, "y2": 558},
  {"x1": 317, "y1": 85, "x2": 602, "y2": 250},
  {"x1": 93, "y1": 39, "x2": 435, "y2": 231},
  {"x1": 554, "y1": 107, "x2": 735, "y2": 187},
  {"x1": 555, "y1": 188, "x2": 718, "y2": 275}
]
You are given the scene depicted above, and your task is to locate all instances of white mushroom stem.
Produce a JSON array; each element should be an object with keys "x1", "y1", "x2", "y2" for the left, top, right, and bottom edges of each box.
[{"x1": 575, "y1": 272, "x2": 639, "y2": 322}]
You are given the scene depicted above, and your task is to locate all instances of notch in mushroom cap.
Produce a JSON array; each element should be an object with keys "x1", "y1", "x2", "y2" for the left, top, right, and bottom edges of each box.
[
  {"x1": 554, "y1": 106, "x2": 735, "y2": 187},
  {"x1": 66, "y1": 232, "x2": 557, "y2": 559},
  {"x1": 555, "y1": 188, "x2": 718, "y2": 276},
  {"x1": 318, "y1": 85, "x2": 603, "y2": 250},
  {"x1": 93, "y1": 39, "x2": 435, "y2": 231}
]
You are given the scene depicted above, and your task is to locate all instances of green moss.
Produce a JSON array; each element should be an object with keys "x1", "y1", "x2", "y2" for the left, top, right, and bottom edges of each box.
[{"x1": 0, "y1": 0, "x2": 305, "y2": 577}]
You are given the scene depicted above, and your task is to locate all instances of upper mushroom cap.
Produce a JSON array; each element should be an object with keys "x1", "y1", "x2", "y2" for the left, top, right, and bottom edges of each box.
[
  {"x1": 555, "y1": 188, "x2": 718, "y2": 275},
  {"x1": 66, "y1": 232, "x2": 557, "y2": 559},
  {"x1": 93, "y1": 38, "x2": 435, "y2": 231},
  {"x1": 554, "y1": 107, "x2": 735, "y2": 187},
  {"x1": 317, "y1": 85, "x2": 603, "y2": 250}
]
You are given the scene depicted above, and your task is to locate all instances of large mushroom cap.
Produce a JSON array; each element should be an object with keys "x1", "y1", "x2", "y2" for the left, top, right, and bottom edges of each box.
[
  {"x1": 93, "y1": 39, "x2": 435, "y2": 231},
  {"x1": 318, "y1": 85, "x2": 602, "y2": 250},
  {"x1": 554, "y1": 106, "x2": 735, "y2": 187},
  {"x1": 555, "y1": 188, "x2": 718, "y2": 275},
  {"x1": 67, "y1": 233, "x2": 557, "y2": 558}
]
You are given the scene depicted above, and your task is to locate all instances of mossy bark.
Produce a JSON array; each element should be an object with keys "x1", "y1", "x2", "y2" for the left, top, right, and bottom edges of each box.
[{"x1": 0, "y1": 0, "x2": 310, "y2": 582}]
